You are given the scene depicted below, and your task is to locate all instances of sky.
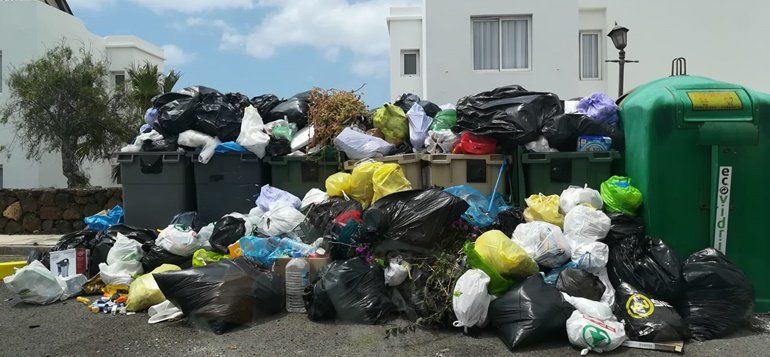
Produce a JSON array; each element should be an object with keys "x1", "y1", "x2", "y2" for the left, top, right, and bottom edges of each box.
[{"x1": 67, "y1": 0, "x2": 420, "y2": 107}]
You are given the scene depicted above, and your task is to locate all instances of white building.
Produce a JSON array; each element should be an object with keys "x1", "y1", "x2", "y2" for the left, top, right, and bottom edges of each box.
[
  {"x1": 0, "y1": 0, "x2": 164, "y2": 188},
  {"x1": 388, "y1": 0, "x2": 770, "y2": 104}
]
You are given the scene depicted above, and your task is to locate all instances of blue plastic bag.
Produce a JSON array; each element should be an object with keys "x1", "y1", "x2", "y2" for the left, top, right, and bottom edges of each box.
[
  {"x1": 444, "y1": 185, "x2": 509, "y2": 228},
  {"x1": 255, "y1": 185, "x2": 301, "y2": 212},
  {"x1": 543, "y1": 261, "x2": 578, "y2": 285},
  {"x1": 577, "y1": 93, "x2": 618, "y2": 127},
  {"x1": 144, "y1": 107, "x2": 159, "y2": 126},
  {"x1": 215, "y1": 141, "x2": 247, "y2": 153},
  {"x1": 84, "y1": 205, "x2": 124, "y2": 231},
  {"x1": 239, "y1": 236, "x2": 280, "y2": 268}
]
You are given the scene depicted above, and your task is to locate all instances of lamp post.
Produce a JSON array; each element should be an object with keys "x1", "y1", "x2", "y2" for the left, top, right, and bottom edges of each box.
[{"x1": 605, "y1": 23, "x2": 638, "y2": 97}]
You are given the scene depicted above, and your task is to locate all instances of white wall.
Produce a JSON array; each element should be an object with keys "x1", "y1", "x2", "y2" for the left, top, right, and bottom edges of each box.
[
  {"x1": 0, "y1": 0, "x2": 164, "y2": 188},
  {"x1": 388, "y1": 7, "x2": 423, "y2": 101}
]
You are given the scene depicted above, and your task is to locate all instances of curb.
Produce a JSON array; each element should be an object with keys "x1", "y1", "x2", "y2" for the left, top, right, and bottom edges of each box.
[{"x1": 0, "y1": 245, "x2": 52, "y2": 256}]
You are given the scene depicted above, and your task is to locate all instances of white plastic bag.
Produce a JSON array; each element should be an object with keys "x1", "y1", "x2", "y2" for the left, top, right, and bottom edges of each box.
[
  {"x1": 571, "y1": 241, "x2": 609, "y2": 273},
  {"x1": 236, "y1": 105, "x2": 270, "y2": 158},
  {"x1": 566, "y1": 311, "x2": 626, "y2": 353},
  {"x1": 407, "y1": 103, "x2": 432, "y2": 149},
  {"x1": 524, "y1": 136, "x2": 558, "y2": 153},
  {"x1": 594, "y1": 268, "x2": 615, "y2": 306},
  {"x1": 255, "y1": 184, "x2": 302, "y2": 212},
  {"x1": 511, "y1": 221, "x2": 571, "y2": 268},
  {"x1": 452, "y1": 269, "x2": 493, "y2": 331},
  {"x1": 178, "y1": 130, "x2": 221, "y2": 164},
  {"x1": 120, "y1": 130, "x2": 164, "y2": 152},
  {"x1": 560, "y1": 185, "x2": 603, "y2": 213},
  {"x1": 424, "y1": 129, "x2": 459, "y2": 154},
  {"x1": 384, "y1": 257, "x2": 410, "y2": 287},
  {"x1": 148, "y1": 300, "x2": 184, "y2": 324},
  {"x1": 301, "y1": 188, "x2": 328, "y2": 210},
  {"x1": 3, "y1": 260, "x2": 65, "y2": 304},
  {"x1": 563, "y1": 205, "x2": 611, "y2": 242},
  {"x1": 333, "y1": 127, "x2": 394, "y2": 160},
  {"x1": 156, "y1": 225, "x2": 206, "y2": 256},
  {"x1": 562, "y1": 293, "x2": 614, "y2": 320},
  {"x1": 99, "y1": 233, "x2": 144, "y2": 285},
  {"x1": 197, "y1": 223, "x2": 215, "y2": 250},
  {"x1": 256, "y1": 203, "x2": 305, "y2": 237}
]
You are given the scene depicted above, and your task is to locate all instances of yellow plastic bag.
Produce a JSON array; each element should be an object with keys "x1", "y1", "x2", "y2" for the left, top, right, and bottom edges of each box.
[
  {"x1": 524, "y1": 194, "x2": 564, "y2": 227},
  {"x1": 325, "y1": 172, "x2": 351, "y2": 197},
  {"x1": 125, "y1": 264, "x2": 180, "y2": 312},
  {"x1": 371, "y1": 163, "x2": 412, "y2": 203},
  {"x1": 475, "y1": 230, "x2": 538, "y2": 278},
  {"x1": 373, "y1": 104, "x2": 408, "y2": 144},
  {"x1": 348, "y1": 161, "x2": 383, "y2": 208}
]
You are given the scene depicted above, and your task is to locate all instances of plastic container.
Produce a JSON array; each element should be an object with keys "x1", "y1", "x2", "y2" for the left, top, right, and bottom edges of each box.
[
  {"x1": 116, "y1": 152, "x2": 195, "y2": 229},
  {"x1": 267, "y1": 156, "x2": 340, "y2": 198},
  {"x1": 422, "y1": 154, "x2": 508, "y2": 196},
  {"x1": 191, "y1": 152, "x2": 265, "y2": 224},
  {"x1": 344, "y1": 153, "x2": 425, "y2": 189},
  {"x1": 285, "y1": 257, "x2": 309, "y2": 313},
  {"x1": 516, "y1": 149, "x2": 620, "y2": 206}
]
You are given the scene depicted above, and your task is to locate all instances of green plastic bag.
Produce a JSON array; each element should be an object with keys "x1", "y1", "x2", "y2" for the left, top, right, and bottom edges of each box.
[
  {"x1": 272, "y1": 125, "x2": 294, "y2": 141},
  {"x1": 192, "y1": 249, "x2": 229, "y2": 267},
  {"x1": 126, "y1": 264, "x2": 180, "y2": 312},
  {"x1": 600, "y1": 175, "x2": 643, "y2": 215},
  {"x1": 431, "y1": 109, "x2": 457, "y2": 130},
  {"x1": 373, "y1": 104, "x2": 408, "y2": 144},
  {"x1": 464, "y1": 241, "x2": 515, "y2": 295}
]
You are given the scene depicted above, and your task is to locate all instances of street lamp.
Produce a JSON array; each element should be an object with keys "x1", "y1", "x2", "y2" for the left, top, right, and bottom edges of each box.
[{"x1": 605, "y1": 22, "x2": 638, "y2": 97}]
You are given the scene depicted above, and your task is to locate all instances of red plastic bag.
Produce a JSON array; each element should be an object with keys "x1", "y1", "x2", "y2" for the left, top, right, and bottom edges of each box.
[{"x1": 453, "y1": 132, "x2": 496, "y2": 155}]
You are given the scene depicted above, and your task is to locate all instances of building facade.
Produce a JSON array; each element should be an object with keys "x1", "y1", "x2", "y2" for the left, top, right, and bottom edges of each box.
[
  {"x1": 388, "y1": 0, "x2": 770, "y2": 104},
  {"x1": 0, "y1": 0, "x2": 164, "y2": 188}
]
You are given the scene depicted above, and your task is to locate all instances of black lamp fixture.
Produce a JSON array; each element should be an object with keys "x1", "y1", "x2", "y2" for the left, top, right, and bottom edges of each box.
[{"x1": 606, "y1": 22, "x2": 638, "y2": 97}]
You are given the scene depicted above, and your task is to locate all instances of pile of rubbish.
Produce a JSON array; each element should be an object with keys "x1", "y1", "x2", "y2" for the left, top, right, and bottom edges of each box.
[{"x1": 3, "y1": 84, "x2": 761, "y2": 354}]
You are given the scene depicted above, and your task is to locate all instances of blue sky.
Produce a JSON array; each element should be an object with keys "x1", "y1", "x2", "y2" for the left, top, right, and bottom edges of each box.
[{"x1": 68, "y1": 0, "x2": 419, "y2": 107}]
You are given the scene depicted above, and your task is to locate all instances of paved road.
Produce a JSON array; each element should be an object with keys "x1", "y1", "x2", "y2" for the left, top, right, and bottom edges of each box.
[{"x1": 2, "y1": 284, "x2": 768, "y2": 356}]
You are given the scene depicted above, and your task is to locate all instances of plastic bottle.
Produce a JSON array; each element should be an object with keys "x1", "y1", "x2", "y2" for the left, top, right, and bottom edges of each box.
[
  {"x1": 278, "y1": 238, "x2": 316, "y2": 256},
  {"x1": 285, "y1": 256, "x2": 309, "y2": 313}
]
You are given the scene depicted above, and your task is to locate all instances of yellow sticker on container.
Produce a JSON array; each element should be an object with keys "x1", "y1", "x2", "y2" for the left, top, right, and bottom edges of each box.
[
  {"x1": 687, "y1": 91, "x2": 742, "y2": 111},
  {"x1": 626, "y1": 293, "x2": 655, "y2": 319}
]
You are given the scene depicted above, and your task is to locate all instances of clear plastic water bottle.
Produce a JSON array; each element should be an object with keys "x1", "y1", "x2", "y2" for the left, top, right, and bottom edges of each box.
[{"x1": 285, "y1": 256, "x2": 309, "y2": 313}]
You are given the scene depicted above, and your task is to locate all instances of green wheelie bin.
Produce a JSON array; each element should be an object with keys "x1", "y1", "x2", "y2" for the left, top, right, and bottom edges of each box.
[{"x1": 619, "y1": 75, "x2": 770, "y2": 311}]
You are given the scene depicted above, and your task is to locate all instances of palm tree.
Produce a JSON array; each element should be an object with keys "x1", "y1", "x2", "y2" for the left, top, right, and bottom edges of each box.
[{"x1": 126, "y1": 62, "x2": 182, "y2": 118}]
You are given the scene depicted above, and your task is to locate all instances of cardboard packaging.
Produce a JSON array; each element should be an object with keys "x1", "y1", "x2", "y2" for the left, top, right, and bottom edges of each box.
[{"x1": 49, "y1": 248, "x2": 89, "y2": 278}]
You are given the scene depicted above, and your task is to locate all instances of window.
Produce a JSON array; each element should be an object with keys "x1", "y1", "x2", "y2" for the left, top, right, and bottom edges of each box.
[
  {"x1": 401, "y1": 50, "x2": 419, "y2": 76},
  {"x1": 580, "y1": 30, "x2": 601, "y2": 80},
  {"x1": 113, "y1": 72, "x2": 126, "y2": 90},
  {"x1": 472, "y1": 16, "x2": 530, "y2": 70}
]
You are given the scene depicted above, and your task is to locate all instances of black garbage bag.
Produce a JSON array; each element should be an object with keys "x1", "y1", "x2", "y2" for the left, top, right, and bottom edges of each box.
[
  {"x1": 555, "y1": 268, "x2": 605, "y2": 301},
  {"x1": 615, "y1": 282, "x2": 688, "y2": 342},
  {"x1": 541, "y1": 113, "x2": 624, "y2": 151},
  {"x1": 677, "y1": 248, "x2": 755, "y2": 341},
  {"x1": 192, "y1": 88, "x2": 241, "y2": 142},
  {"x1": 418, "y1": 100, "x2": 441, "y2": 118},
  {"x1": 170, "y1": 211, "x2": 205, "y2": 231},
  {"x1": 141, "y1": 136, "x2": 179, "y2": 152},
  {"x1": 225, "y1": 92, "x2": 251, "y2": 112},
  {"x1": 301, "y1": 198, "x2": 362, "y2": 242},
  {"x1": 37, "y1": 229, "x2": 99, "y2": 269},
  {"x1": 140, "y1": 242, "x2": 193, "y2": 272},
  {"x1": 154, "y1": 86, "x2": 207, "y2": 135},
  {"x1": 388, "y1": 142, "x2": 413, "y2": 155},
  {"x1": 304, "y1": 276, "x2": 336, "y2": 321},
  {"x1": 606, "y1": 233, "x2": 683, "y2": 302},
  {"x1": 360, "y1": 189, "x2": 468, "y2": 248},
  {"x1": 251, "y1": 94, "x2": 282, "y2": 118},
  {"x1": 209, "y1": 216, "x2": 247, "y2": 254},
  {"x1": 268, "y1": 91, "x2": 311, "y2": 128},
  {"x1": 489, "y1": 274, "x2": 575, "y2": 350},
  {"x1": 394, "y1": 93, "x2": 421, "y2": 113},
  {"x1": 104, "y1": 224, "x2": 157, "y2": 244},
  {"x1": 265, "y1": 137, "x2": 292, "y2": 157},
  {"x1": 155, "y1": 258, "x2": 284, "y2": 334},
  {"x1": 305, "y1": 257, "x2": 394, "y2": 324},
  {"x1": 493, "y1": 207, "x2": 525, "y2": 236},
  {"x1": 604, "y1": 213, "x2": 645, "y2": 245},
  {"x1": 456, "y1": 85, "x2": 562, "y2": 149},
  {"x1": 395, "y1": 266, "x2": 429, "y2": 321}
]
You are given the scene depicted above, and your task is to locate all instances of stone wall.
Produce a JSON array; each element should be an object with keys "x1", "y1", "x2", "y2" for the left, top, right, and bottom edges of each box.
[{"x1": 0, "y1": 188, "x2": 122, "y2": 234}]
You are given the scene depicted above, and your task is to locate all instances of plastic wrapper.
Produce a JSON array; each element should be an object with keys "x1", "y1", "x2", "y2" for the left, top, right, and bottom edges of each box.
[
  {"x1": 577, "y1": 92, "x2": 619, "y2": 127},
  {"x1": 488, "y1": 274, "x2": 575, "y2": 350},
  {"x1": 560, "y1": 185, "x2": 603, "y2": 213},
  {"x1": 555, "y1": 268, "x2": 605, "y2": 301},
  {"x1": 614, "y1": 282, "x2": 688, "y2": 342},
  {"x1": 431, "y1": 109, "x2": 456, "y2": 130},
  {"x1": 452, "y1": 269, "x2": 493, "y2": 331},
  {"x1": 512, "y1": 221, "x2": 571, "y2": 268},
  {"x1": 474, "y1": 230, "x2": 539, "y2": 280},
  {"x1": 383, "y1": 257, "x2": 410, "y2": 287},
  {"x1": 678, "y1": 248, "x2": 755, "y2": 341},
  {"x1": 236, "y1": 105, "x2": 270, "y2": 158},
  {"x1": 178, "y1": 130, "x2": 220, "y2": 164},
  {"x1": 600, "y1": 176, "x2": 643, "y2": 216},
  {"x1": 156, "y1": 225, "x2": 207, "y2": 257},
  {"x1": 300, "y1": 188, "x2": 329, "y2": 211},
  {"x1": 523, "y1": 194, "x2": 564, "y2": 227},
  {"x1": 208, "y1": 216, "x2": 247, "y2": 254},
  {"x1": 563, "y1": 205, "x2": 610, "y2": 243},
  {"x1": 83, "y1": 205, "x2": 123, "y2": 231},
  {"x1": 304, "y1": 257, "x2": 394, "y2": 324},
  {"x1": 360, "y1": 189, "x2": 468, "y2": 248},
  {"x1": 325, "y1": 172, "x2": 352, "y2": 198},
  {"x1": 373, "y1": 104, "x2": 409, "y2": 144},
  {"x1": 126, "y1": 264, "x2": 181, "y2": 312},
  {"x1": 334, "y1": 127, "x2": 394, "y2": 160},
  {"x1": 541, "y1": 113, "x2": 623, "y2": 152},
  {"x1": 571, "y1": 241, "x2": 609, "y2": 273},
  {"x1": 371, "y1": 163, "x2": 412, "y2": 203},
  {"x1": 407, "y1": 103, "x2": 432, "y2": 149},
  {"x1": 268, "y1": 91, "x2": 310, "y2": 128},
  {"x1": 566, "y1": 310, "x2": 626, "y2": 353},
  {"x1": 456, "y1": 85, "x2": 562, "y2": 149},
  {"x1": 452, "y1": 132, "x2": 496, "y2": 155},
  {"x1": 155, "y1": 258, "x2": 285, "y2": 334},
  {"x1": 255, "y1": 184, "x2": 301, "y2": 212}
]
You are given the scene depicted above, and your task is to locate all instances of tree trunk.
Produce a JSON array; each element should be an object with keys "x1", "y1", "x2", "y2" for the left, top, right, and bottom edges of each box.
[{"x1": 61, "y1": 143, "x2": 89, "y2": 188}]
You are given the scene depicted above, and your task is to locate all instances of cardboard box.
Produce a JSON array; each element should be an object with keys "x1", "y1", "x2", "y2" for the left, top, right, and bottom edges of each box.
[
  {"x1": 272, "y1": 257, "x2": 330, "y2": 282},
  {"x1": 49, "y1": 248, "x2": 89, "y2": 278}
]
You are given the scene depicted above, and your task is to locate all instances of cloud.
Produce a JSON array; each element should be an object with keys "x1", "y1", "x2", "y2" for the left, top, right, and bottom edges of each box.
[
  {"x1": 161, "y1": 44, "x2": 197, "y2": 67},
  {"x1": 214, "y1": 0, "x2": 420, "y2": 77},
  {"x1": 68, "y1": 0, "x2": 114, "y2": 11},
  {"x1": 128, "y1": 0, "x2": 256, "y2": 13}
]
